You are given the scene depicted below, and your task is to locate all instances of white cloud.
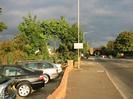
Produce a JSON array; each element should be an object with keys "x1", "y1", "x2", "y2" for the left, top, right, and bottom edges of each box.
[
  {"x1": 93, "y1": 8, "x2": 115, "y2": 16},
  {"x1": 8, "y1": 10, "x2": 26, "y2": 17},
  {"x1": 121, "y1": 0, "x2": 133, "y2": 4},
  {"x1": 32, "y1": 6, "x2": 71, "y2": 19},
  {"x1": 10, "y1": 0, "x2": 31, "y2": 5},
  {"x1": 91, "y1": 41, "x2": 106, "y2": 47}
]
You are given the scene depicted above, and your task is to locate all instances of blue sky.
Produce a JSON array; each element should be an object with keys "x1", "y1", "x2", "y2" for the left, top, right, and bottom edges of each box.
[{"x1": 0, "y1": 0, "x2": 133, "y2": 47}]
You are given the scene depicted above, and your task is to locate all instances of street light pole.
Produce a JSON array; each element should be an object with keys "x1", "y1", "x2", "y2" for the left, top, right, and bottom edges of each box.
[{"x1": 77, "y1": 0, "x2": 80, "y2": 69}]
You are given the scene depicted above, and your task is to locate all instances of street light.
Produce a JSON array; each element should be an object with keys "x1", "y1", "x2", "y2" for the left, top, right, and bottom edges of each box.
[
  {"x1": 77, "y1": 0, "x2": 80, "y2": 69},
  {"x1": 83, "y1": 32, "x2": 88, "y2": 42}
]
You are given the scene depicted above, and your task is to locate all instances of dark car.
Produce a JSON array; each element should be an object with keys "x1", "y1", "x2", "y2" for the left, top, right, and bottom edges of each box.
[
  {"x1": 0, "y1": 75, "x2": 16, "y2": 99},
  {"x1": 0, "y1": 65, "x2": 45, "y2": 97}
]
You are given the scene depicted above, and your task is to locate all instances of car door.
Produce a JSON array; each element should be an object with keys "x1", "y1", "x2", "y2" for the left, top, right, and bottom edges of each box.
[{"x1": 3, "y1": 66, "x2": 26, "y2": 79}]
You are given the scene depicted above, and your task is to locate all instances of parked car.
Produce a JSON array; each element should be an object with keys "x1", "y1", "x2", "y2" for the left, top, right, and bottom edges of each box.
[
  {"x1": 0, "y1": 65, "x2": 45, "y2": 97},
  {"x1": 53, "y1": 63, "x2": 63, "y2": 74},
  {"x1": 16, "y1": 61, "x2": 59, "y2": 84},
  {"x1": 0, "y1": 75, "x2": 16, "y2": 99}
]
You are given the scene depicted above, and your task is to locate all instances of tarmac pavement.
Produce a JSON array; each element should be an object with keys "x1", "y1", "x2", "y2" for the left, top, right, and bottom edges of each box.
[{"x1": 65, "y1": 61, "x2": 124, "y2": 99}]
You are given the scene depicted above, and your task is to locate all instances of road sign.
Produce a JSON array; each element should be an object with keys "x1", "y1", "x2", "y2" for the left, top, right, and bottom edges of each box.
[{"x1": 74, "y1": 43, "x2": 83, "y2": 49}]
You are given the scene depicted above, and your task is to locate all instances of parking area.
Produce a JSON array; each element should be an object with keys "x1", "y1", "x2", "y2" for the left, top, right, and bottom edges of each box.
[{"x1": 16, "y1": 73, "x2": 63, "y2": 99}]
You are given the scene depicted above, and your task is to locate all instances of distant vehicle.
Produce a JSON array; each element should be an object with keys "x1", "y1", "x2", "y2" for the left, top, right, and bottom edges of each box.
[
  {"x1": 0, "y1": 65, "x2": 45, "y2": 97},
  {"x1": 0, "y1": 75, "x2": 16, "y2": 99},
  {"x1": 108, "y1": 55, "x2": 113, "y2": 59},
  {"x1": 101, "y1": 55, "x2": 107, "y2": 58},
  {"x1": 16, "y1": 61, "x2": 59, "y2": 84}
]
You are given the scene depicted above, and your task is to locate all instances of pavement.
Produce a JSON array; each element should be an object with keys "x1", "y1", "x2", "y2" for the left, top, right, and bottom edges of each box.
[{"x1": 65, "y1": 60, "x2": 124, "y2": 99}]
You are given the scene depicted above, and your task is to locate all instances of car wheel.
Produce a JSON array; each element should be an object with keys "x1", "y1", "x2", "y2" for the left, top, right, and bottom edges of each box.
[
  {"x1": 44, "y1": 74, "x2": 50, "y2": 84},
  {"x1": 17, "y1": 83, "x2": 31, "y2": 97}
]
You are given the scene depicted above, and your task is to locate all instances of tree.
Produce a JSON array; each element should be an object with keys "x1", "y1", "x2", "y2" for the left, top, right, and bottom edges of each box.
[
  {"x1": 41, "y1": 17, "x2": 83, "y2": 61},
  {"x1": 106, "y1": 40, "x2": 117, "y2": 56},
  {"x1": 18, "y1": 14, "x2": 84, "y2": 61},
  {"x1": 114, "y1": 31, "x2": 133, "y2": 57},
  {"x1": 114, "y1": 32, "x2": 133, "y2": 52},
  {"x1": 107, "y1": 40, "x2": 115, "y2": 51},
  {"x1": 0, "y1": 8, "x2": 7, "y2": 32},
  {"x1": 18, "y1": 14, "x2": 49, "y2": 59},
  {"x1": 81, "y1": 42, "x2": 90, "y2": 58},
  {"x1": 0, "y1": 8, "x2": 1, "y2": 13}
]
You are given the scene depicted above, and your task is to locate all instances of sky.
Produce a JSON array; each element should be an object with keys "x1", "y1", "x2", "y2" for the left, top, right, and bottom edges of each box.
[{"x1": 0, "y1": 0, "x2": 133, "y2": 47}]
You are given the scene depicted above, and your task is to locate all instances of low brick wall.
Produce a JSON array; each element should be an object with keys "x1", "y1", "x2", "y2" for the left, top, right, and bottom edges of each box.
[{"x1": 47, "y1": 60, "x2": 73, "y2": 99}]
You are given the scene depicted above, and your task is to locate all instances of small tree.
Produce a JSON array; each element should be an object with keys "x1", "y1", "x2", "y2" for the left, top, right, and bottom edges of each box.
[
  {"x1": 114, "y1": 31, "x2": 133, "y2": 56},
  {"x1": 0, "y1": 8, "x2": 7, "y2": 32},
  {"x1": 18, "y1": 14, "x2": 50, "y2": 60}
]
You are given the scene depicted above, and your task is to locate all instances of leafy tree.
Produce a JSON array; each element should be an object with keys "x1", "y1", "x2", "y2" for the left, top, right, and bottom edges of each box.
[
  {"x1": 0, "y1": 8, "x2": 1, "y2": 13},
  {"x1": 114, "y1": 31, "x2": 133, "y2": 52},
  {"x1": 18, "y1": 14, "x2": 49, "y2": 59},
  {"x1": 0, "y1": 8, "x2": 7, "y2": 32},
  {"x1": 41, "y1": 17, "x2": 83, "y2": 61},
  {"x1": 18, "y1": 14, "x2": 84, "y2": 62},
  {"x1": 0, "y1": 40, "x2": 15, "y2": 64},
  {"x1": 107, "y1": 40, "x2": 115, "y2": 51},
  {"x1": 0, "y1": 22, "x2": 7, "y2": 32},
  {"x1": 100, "y1": 46, "x2": 107, "y2": 55},
  {"x1": 106, "y1": 40, "x2": 117, "y2": 56}
]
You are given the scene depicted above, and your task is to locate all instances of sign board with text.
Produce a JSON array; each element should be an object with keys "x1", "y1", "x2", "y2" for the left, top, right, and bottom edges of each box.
[{"x1": 74, "y1": 43, "x2": 83, "y2": 49}]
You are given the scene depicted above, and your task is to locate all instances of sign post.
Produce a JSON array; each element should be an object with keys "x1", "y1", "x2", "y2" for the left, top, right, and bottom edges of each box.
[{"x1": 74, "y1": 43, "x2": 83, "y2": 68}]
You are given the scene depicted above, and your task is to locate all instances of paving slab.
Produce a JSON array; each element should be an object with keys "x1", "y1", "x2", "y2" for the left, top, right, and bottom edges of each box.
[{"x1": 65, "y1": 61, "x2": 123, "y2": 99}]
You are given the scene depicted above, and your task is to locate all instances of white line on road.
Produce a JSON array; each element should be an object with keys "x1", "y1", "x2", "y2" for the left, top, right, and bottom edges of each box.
[{"x1": 105, "y1": 71, "x2": 128, "y2": 99}]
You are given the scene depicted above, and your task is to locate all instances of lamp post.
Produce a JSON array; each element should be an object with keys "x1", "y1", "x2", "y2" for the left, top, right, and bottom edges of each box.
[
  {"x1": 83, "y1": 32, "x2": 88, "y2": 42},
  {"x1": 77, "y1": 0, "x2": 80, "y2": 69}
]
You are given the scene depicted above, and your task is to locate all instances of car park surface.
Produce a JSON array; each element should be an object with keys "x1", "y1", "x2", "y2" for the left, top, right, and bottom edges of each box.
[{"x1": 0, "y1": 65, "x2": 45, "y2": 97}]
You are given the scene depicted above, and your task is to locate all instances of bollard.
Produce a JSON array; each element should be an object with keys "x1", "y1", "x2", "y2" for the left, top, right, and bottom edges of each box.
[{"x1": 67, "y1": 60, "x2": 73, "y2": 70}]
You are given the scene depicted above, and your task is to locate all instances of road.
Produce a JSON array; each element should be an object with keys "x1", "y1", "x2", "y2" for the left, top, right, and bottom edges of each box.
[
  {"x1": 16, "y1": 73, "x2": 63, "y2": 99},
  {"x1": 95, "y1": 58, "x2": 133, "y2": 99}
]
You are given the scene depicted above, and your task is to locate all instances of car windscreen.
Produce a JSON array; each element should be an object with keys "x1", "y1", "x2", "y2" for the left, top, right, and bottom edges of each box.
[
  {"x1": 0, "y1": 75, "x2": 10, "y2": 84},
  {"x1": 42, "y1": 62, "x2": 54, "y2": 68}
]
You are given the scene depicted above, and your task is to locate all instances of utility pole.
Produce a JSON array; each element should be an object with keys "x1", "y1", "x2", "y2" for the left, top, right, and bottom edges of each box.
[{"x1": 77, "y1": 0, "x2": 80, "y2": 69}]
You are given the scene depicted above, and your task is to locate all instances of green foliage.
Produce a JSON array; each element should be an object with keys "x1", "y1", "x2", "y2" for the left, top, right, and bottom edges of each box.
[
  {"x1": 18, "y1": 14, "x2": 49, "y2": 59},
  {"x1": 0, "y1": 14, "x2": 85, "y2": 63},
  {"x1": 41, "y1": 16, "x2": 69, "y2": 41},
  {"x1": 107, "y1": 40, "x2": 115, "y2": 51},
  {"x1": 0, "y1": 8, "x2": 1, "y2": 13},
  {"x1": 42, "y1": 42, "x2": 49, "y2": 60},
  {"x1": 114, "y1": 31, "x2": 133, "y2": 52},
  {"x1": 7, "y1": 53, "x2": 13, "y2": 64},
  {"x1": 0, "y1": 8, "x2": 7, "y2": 32},
  {"x1": 0, "y1": 22, "x2": 7, "y2": 32},
  {"x1": 82, "y1": 42, "x2": 90, "y2": 53},
  {"x1": 41, "y1": 17, "x2": 83, "y2": 62},
  {"x1": 50, "y1": 52, "x2": 78, "y2": 64},
  {"x1": 104, "y1": 31, "x2": 133, "y2": 57}
]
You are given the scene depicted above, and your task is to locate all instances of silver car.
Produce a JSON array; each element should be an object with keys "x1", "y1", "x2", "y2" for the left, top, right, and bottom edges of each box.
[
  {"x1": 0, "y1": 75, "x2": 16, "y2": 99},
  {"x1": 16, "y1": 61, "x2": 59, "y2": 84},
  {"x1": 53, "y1": 63, "x2": 63, "y2": 74}
]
